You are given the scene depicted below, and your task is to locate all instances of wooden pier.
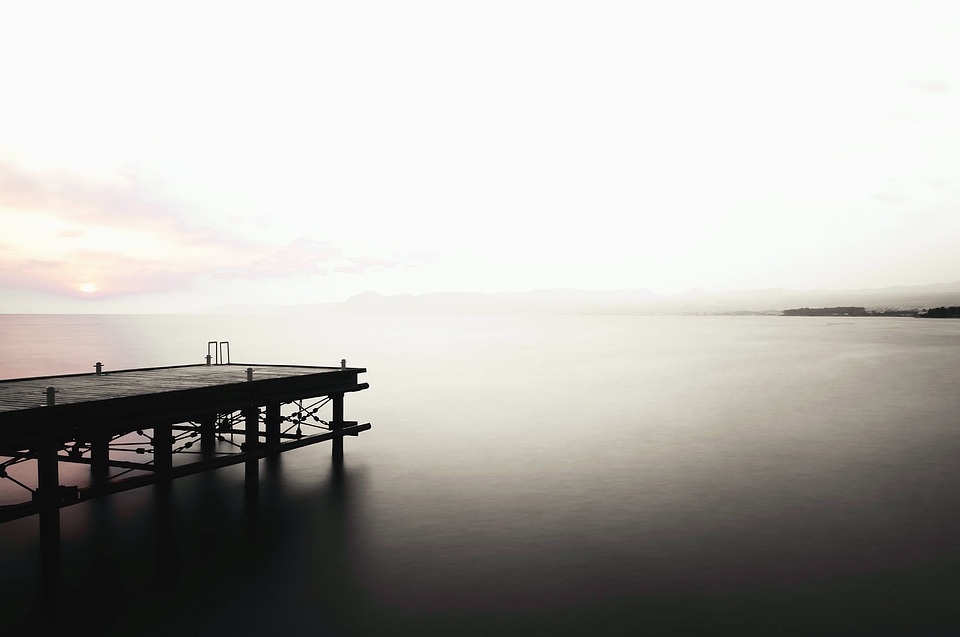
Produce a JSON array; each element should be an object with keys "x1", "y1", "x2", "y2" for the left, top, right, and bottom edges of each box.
[{"x1": 0, "y1": 360, "x2": 370, "y2": 538}]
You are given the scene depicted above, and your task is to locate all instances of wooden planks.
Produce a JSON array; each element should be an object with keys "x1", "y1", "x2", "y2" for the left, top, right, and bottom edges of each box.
[{"x1": 0, "y1": 364, "x2": 345, "y2": 413}]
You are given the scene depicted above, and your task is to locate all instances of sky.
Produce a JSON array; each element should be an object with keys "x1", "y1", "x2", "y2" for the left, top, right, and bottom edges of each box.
[{"x1": 1, "y1": 0, "x2": 960, "y2": 312}]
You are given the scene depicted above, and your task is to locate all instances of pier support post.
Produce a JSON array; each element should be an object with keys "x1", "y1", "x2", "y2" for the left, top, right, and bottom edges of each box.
[
  {"x1": 91, "y1": 434, "x2": 110, "y2": 481},
  {"x1": 244, "y1": 406, "x2": 260, "y2": 494},
  {"x1": 154, "y1": 423, "x2": 173, "y2": 474},
  {"x1": 34, "y1": 438, "x2": 61, "y2": 599},
  {"x1": 200, "y1": 413, "x2": 217, "y2": 454},
  {"x1": 331, "y1": 393, "x2": 344, "y2": 464},
  {"x1": 36, "y1": 438, "x2": 61, "y2": 541},
  {"x1": 265, "y1": 401, "x2": 281, "y2": 451}
]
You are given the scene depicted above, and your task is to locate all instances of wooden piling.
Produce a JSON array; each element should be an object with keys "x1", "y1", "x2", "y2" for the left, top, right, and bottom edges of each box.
[
  {"x1": 90, "y1": 433, "x2": 110, "y2": 481},
  {"x1": 265, "y1": 400, "x2": 281, "y2": 450},
  {"x1": 200, "y1": 413, "x2": 217, "y2": 454},
  {"x1": 34, "y1": 436, "x2": 62, "y2": 598},
  {"x1": 244, "y1": 406, "x2": 260, "y2": 494},
  {"x1": 154, "y1": 423, "x2": 173, "y2": 474},
  {"x1": 331, "y1": 392, "x2": 344, "y2": 464}
]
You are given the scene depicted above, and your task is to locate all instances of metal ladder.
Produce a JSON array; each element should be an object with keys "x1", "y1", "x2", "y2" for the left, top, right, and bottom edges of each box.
[{"x1": 206, "y1": 341, "x2": 230, "y2": 365}]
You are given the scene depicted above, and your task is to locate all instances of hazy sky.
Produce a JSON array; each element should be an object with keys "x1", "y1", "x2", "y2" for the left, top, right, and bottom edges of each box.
[{"x1": 2, "y1": 0, "x2": 959, "y2": 312}]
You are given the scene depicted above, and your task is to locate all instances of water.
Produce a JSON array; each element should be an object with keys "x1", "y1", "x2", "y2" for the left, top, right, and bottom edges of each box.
[{"x1": 2, "y1": 313, "x2": 960, "y2": 635}]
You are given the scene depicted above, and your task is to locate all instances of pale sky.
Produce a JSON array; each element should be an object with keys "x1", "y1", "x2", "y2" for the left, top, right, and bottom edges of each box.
[{"x1": 2, "y1": 0, "x2": 959, "y2": 312}]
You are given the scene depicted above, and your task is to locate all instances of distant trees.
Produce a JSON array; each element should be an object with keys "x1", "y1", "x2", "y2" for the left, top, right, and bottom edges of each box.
[
  {"x1": 918, "y1": 306, "x2": 960, "y2": 318},
  {"x1": 782, "y1": 307, "x2": 869, "y2": 316},
  {"x1": 782, "y1": 307, "x2": 921, "y2": 317}
]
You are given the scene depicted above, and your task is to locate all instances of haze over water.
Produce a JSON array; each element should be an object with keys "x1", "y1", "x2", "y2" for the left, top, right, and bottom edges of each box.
[{"x1": 2, "y1": 313, "x2": 960, "y2": 635}]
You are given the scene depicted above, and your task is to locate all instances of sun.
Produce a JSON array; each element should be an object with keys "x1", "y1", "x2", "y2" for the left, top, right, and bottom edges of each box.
[{"x1": 78, "y1": 282, "x2": 99, "y2": 293}]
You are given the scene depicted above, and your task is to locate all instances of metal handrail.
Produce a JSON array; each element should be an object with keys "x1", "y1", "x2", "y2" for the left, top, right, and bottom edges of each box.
[{"x1": 206, "y1": 341, "x2": 231, "y2": 365}]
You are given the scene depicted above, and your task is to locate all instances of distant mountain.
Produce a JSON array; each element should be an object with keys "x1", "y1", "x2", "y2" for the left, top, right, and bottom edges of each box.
[
  {"x1": 336, "y1": 282, "x2": 960, "y2": 315},
  {"x1": 194, "y1": 281, "x2": 960, "y2": 315},
  {"x1": 196, "y1": 302, "x2": 338, "y2": 315},
  {"x1": 340, "y1": 288, "x2": 665, "y2": 314}
]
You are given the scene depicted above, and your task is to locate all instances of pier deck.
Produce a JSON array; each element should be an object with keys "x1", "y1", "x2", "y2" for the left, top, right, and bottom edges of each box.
[
  {"x1": 0, "y1": 362, "x2": 371, "y2": 526},
  {"x1": 0, "y1": 364, "x2": 354, "y2": 412}
]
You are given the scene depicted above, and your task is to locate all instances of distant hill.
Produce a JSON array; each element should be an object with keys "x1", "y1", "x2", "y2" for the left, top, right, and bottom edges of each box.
[
  {"x1": 196, "y1": 281, "x2": 960, "y2": 316},
  {"x1": 333, "y1": 282, "x2": 960, "y2": 315},
  {"x1": 340, "y1": 288, "x2": 666, "y2": 314},
  {"x1": 196, "y1": 302, "x2": 339, "y2": 315}
]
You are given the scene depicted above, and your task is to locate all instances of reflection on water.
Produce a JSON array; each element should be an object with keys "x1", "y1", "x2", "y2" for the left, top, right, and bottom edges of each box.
[
  {"x1": 10, "y1": 456, "x2": 364, "y2": 635},
  {"x1": 2, "y1": 314, "x2": 960, "y2": 635}
]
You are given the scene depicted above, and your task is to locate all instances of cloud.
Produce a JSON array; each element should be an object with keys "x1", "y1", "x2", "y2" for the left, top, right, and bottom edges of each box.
[
  {"x1": 0, "y1": 159, "x2": 399, "y2": 298},
  {"x1": 908, "y1": 76, "x2": 952, "y2": 94},
  {"x1": 333, "y1": 256, "x2": 402, "y2": 275},
  {"x1": 209, "y1": 238, "x2": 342, "y2": 279},
  {"x1": 0, "y1": 156, "x2": 202, "y2": 242}
]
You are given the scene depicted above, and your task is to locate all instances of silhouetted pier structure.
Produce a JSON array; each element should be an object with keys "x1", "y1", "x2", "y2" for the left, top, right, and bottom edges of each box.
[{"x1": 0, "y1": 359, "x2": 370, "y2": 544}]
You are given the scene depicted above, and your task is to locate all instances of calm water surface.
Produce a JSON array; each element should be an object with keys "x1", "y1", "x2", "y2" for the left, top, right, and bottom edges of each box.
[{"x1": 1, "y1": 313, "x2": 959, "y2": 635}]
